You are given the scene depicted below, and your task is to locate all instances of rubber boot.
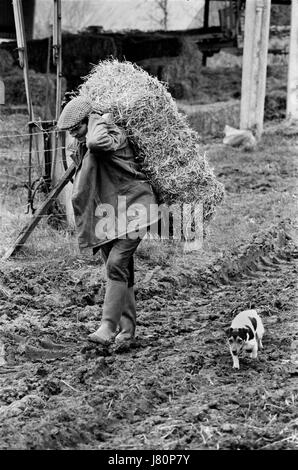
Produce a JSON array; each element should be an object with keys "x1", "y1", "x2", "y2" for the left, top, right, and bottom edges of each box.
[
  {"x1": 88, "y1": 279, "x2": 127, "y2": 345},
  {"x1": 115, "y1": 286, "x2": 136, "y2": 344}
]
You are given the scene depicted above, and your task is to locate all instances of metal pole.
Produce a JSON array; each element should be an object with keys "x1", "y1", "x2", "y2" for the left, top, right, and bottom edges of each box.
[
  {"x1": 52, "y1": 0, "x2": 74, "y2": 227},
  {"x1": 12, "y1": 0, "x2": 34, "y2": 121},
  {"x1": 44, "y1": 32, "x2": 52, "y2": 120},
  {"x1": 52, "y1": 0, "x2": 63, "y2": 187}
]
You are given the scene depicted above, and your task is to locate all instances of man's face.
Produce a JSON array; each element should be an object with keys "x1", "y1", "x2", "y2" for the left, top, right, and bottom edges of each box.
[{"x1": 69, "y1": 122, "x2": 88, "y2": 142}]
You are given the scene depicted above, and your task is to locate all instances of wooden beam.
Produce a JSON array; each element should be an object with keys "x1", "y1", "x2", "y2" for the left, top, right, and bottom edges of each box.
[
  {"x1": 203, "y1": 0, "x2": 210, "y2": 27},
  {"x1": 2, "y1": 163, "x2": 76, "y2": 261},
  {"x1": 286, "y1": 0, "x2": 298, "y2": 120},
  {"x1": 202, "y1": 0, "x2": 210, "y2": 66},
  {"x1": 240, "y1": 0, "x2": 271, "y2": 138}
]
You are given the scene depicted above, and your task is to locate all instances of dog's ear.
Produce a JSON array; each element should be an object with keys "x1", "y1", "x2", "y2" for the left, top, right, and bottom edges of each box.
[
  {"x1": 226, "y1": 327, "x2": 233, "y2": 337},
  {"x1": 243, "y1": 326, "x2": 254, "y2": 340}
]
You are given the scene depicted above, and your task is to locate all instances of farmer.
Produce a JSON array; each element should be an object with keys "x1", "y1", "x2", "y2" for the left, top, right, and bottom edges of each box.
[{"x1": 57, "y1": 96, "x2": 159, "y2": 345}]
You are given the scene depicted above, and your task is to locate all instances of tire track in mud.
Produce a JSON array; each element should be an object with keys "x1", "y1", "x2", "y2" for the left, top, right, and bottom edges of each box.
[
  {"x1": 102, "y1": 226, "x2": 297, "y2": 450},
  {"x1": 0, "y1": 222, "x2": 297, "y2": 449},
  {"x1": 136, "y1": 220, "x2": 297, "y2": 300},
  {"x1": 96, "y1": 221, "x2": 298, "y2": 449}
]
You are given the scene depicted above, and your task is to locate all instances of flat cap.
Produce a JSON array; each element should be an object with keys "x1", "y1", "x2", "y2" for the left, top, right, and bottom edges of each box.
[{"x1": 57, "y1": 96, "x2": 92, "y2": 130}]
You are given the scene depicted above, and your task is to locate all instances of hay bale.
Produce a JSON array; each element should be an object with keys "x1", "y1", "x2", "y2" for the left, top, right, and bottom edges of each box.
[
  {"x1": 0, "y1": 49, "x2": 14, "y2": 75},
  {"x1": 265, "y1": 90, "x2": 287, "y2": 121},
  {"x1": 4, "y1": 69, "x2": 67, "y2": 119},
  {"x1": 79, "y1": 60, "x2": 224, "y2": 226},
  {"x1": 177, "y1": 100, "x2": 241, "y2": 137}
]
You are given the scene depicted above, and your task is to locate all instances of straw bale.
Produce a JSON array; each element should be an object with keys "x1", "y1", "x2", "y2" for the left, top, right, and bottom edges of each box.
[
  {"x1": 79, "y1": 60, "x2": 224, "y2": 226},
  {"x1": 4, "y1": 69, "x2": 66, "y2": 119},
  {"x1": 177, "y1": 100, "x2": 241, "y2": 137},
  {"x1": 0, "y1": 49, "x2": 14, "y2": 75}
]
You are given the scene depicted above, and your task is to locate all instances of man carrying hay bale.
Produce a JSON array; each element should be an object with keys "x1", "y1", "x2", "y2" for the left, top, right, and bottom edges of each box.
[
  {"x1": 58, "y1": 96, "x2": 159, "y2": 346},
  {"x1": 58, "y1": 60, "x2": 224, "y2": 346}
]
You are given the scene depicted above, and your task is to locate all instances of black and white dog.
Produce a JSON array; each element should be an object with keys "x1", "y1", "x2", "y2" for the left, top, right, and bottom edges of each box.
[{"x1": 226, "y1": 309, "x2": 264, "y2": 369}]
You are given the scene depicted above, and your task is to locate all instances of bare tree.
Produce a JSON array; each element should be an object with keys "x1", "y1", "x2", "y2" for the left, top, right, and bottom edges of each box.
[
  {"x1": 61, "y1": 1, "x2": 95, "y2": 34},
  {"x1": 140, "y1": 0, "x2": 170, "y2": 31},
  {"x1": 34, "y1": 0, "x2": 95, "y2": 38},
  {"x1": 155, "y1": 0, "x2": 169, "y2": 30}
]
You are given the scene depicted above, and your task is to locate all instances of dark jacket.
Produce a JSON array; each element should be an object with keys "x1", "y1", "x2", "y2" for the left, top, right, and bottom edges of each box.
[{"x1": 70, "y1": 113, "x2": 158, "y2": 250}]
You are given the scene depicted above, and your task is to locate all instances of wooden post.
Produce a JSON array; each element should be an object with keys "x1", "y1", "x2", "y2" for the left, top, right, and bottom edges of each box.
[
  {"x1": 51, "y1": 0, "x2": 75, "y2": 226},
  {"x1": 53, "y1": 0, "x2": 62, "y2": 121},
  {"x1": 202, "y1": 0, "x2": 210, "y2": 66},
  {"x1": 287, "y1": 0, "x2": 298, "y2": 121},
  {"x1": 51, "y1": 131, "x2": 75, "y2": 226},
  {"x1": 240, "y1": 0, "x2": 271, "y2": 138},
  {"x1": 0, "y1": 79, "x2": 4, "y2": 105},
  {"x1": 12, "y1": 0, "x2": 34, "y2": 121}
]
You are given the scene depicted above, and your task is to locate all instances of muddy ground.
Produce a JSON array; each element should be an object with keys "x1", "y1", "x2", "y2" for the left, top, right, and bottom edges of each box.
[{"x1": 0, "y1": 117, "x2": 298, "y2": 450}]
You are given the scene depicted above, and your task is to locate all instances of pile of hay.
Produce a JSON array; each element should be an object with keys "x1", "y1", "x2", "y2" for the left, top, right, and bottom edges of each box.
[{"x1": 79, "y1": 59, "x2": 224, "y2": 226}]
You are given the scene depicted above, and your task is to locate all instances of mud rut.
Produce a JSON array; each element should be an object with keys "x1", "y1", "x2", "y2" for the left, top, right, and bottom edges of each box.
[{"x1": 0, "y1": 220, "x2": 297, "y2": 450}]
